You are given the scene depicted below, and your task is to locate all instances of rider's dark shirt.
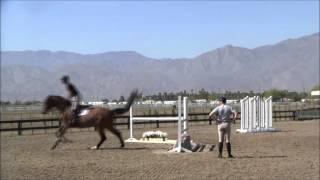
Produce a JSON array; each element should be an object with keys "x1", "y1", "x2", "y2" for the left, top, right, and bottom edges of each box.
[{"x1": 66, "y1": 83, "x2": 79, "y2": 98}]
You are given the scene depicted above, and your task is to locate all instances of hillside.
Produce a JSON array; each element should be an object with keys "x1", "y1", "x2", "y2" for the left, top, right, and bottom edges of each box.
[{"x1": 1, "y1": 33, "x2": 319, "y2": 101}]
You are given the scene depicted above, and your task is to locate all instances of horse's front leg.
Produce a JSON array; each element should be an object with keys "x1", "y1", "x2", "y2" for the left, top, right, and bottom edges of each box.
[
  {"x1": 55, "y1": 125, "x2": 63, "y2": 137},
  {"x1": 55, "y1": 123, "x2": 73, "y2": 143},
  {"x1": 51, "y1": 124, "x2": 69, "y2": 150},
  {"x1": 51, "y1": 138, "x2": 62, "y2": 150}
]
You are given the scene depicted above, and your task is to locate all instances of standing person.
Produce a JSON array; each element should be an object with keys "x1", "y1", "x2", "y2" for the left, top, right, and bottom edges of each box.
[
  {"x1": 61, "y1": 75, "x2": 82, "y2": 125},
  {"x1": 209, "y1": 97, "x2": 237, "y2": 158}
]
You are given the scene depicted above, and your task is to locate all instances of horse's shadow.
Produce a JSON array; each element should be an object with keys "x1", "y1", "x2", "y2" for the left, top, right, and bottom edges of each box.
[
  {"x1": 54, "y1": 146, "x2": 149, "y2": 152},
  {"x1": 98, "y1": 147, "x2": 147, "y2": 151},
  {"x1": 235, "y1": 155, "x2": 288, "y2": 159}
]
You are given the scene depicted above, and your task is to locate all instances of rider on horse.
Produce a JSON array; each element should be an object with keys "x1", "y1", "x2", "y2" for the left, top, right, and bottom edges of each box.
[{"x1": 61, "y1": 75, "x2": 82, "y2": 125}]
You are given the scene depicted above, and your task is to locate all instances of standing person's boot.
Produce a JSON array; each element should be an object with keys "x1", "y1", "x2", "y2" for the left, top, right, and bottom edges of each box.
[
  {"x1": 218, "y1": 142, "x2": 223, "y2": 158},
  {"x1": 226, "y1": 142, "x2": 234, "y2": 158}
]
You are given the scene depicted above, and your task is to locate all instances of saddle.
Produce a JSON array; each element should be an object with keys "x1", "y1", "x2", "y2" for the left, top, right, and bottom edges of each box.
[
  {"x1": 77, "y1": 105, "x2": 93, "y2": 116},
  {"x1": 71, "y1": 105, "x2": 93, "y2": 126}
]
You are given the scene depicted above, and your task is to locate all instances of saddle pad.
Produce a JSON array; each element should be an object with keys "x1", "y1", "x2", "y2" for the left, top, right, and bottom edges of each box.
[{"x1": 79, "y1": 109, "x2": 90, "y2": 116}]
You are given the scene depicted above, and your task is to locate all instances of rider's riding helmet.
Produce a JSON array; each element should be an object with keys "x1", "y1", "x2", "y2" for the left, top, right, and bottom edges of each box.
[{"x1": 61, "y1": 75, "x2": 70, "y2": 83}]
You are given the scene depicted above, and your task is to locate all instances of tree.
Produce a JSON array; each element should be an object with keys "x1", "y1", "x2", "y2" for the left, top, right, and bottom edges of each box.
[
  {"x1": 101, "y1": 98, "x2": 109, "y2": 103},
  {"x1": 163, "y1": 92, "x2": 168, "y2": 100},
  {"x1": 0, "y1": 101, "x2": 11, "y2": 105},
  {"x1": 263, "y1": 89, "x2": 287, "y2": 102},
  {"x1": 311, "y1": 84, "x2": 320, "y2": 91},
  {"x1": 199, "y1": 88, "x2": 209, "y2": 100},
  {"x1": 287, "y1": 91, "x2": 300, "y2": 102},
  {"x1": 119, "y1": 96, "x2": 125, "y2": 102},
  {"x1": 157, "y1": 92, "x2": 163, "y2": 101}
]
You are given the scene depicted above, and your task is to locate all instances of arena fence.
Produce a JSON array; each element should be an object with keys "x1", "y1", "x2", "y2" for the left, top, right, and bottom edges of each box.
[{"x1": 0, "y1": 108, "x2": 319, "y2": 136}]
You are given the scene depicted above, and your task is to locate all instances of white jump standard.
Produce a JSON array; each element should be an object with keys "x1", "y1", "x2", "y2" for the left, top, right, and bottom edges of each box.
[
  {"x1": 125, "y1": 96, "x2": 190, "y2": 152},
  {"x1": 237, "y1": 96, "x2": 279, "y2": 133}
]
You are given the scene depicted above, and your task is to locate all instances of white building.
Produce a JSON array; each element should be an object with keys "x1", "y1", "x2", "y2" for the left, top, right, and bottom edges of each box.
[
  {"x1": 163, "y1": 100, "x2": 176, "y2": 105},
  {"x1": 142, "y1": 100, "x2": 156, "y2": 105},
  {"x1": 227, "y1": 99, "x2": 239, "y2": 104},
  {"x1": 155, "y1": 101, "x2": 163, "y2": 105},
  {"x1": 88, "y1": 101, "x2": 105, "y2": 106},
  {"x1": 107, "y1": 102, "x2": 118, "y2": 105},
  {"x1": 118, "y1": 101, "x2": 127, "y2": 105},
  {"x1": 311, "y1": 90, "x2": 320, "y2": 96},
  {"x1": 209, "y1": 100, "x2": 220, "y2": 105},
  {"x1": 194, "y1": 99, "x2": 207, "y2": 104}
]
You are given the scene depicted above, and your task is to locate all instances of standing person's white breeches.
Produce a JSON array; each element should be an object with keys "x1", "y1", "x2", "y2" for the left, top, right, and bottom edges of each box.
[{"x1": 218, "y1": 122, "x2": 231, "y2": 143}]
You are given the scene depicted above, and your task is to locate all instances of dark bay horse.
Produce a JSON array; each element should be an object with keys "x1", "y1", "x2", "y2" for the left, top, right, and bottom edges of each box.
[{"x1": 43, "y1": 90, "x2": 138, "y2": 150}]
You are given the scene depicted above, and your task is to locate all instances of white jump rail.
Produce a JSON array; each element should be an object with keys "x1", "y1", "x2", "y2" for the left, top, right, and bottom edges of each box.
[
  {"x1": 125, "y1": 96, "x2": 190, "y2": 152},
  {"x1": 237, "y1": 96, "x2": 279, "y2": 133}
]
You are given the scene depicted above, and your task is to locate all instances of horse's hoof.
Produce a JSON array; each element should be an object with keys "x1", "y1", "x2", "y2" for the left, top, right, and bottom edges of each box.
[
  {"x1": 90, "y1": 146, "x2": 98, "y2": 150},
  {"x1": 121, "y1": 144, "x2": 125, "y2": 148}
]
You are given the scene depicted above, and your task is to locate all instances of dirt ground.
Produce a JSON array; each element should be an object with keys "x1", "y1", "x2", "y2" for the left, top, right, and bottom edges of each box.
[{"x1": 1, "y1": 120, "x2": 319, "y2": 180}]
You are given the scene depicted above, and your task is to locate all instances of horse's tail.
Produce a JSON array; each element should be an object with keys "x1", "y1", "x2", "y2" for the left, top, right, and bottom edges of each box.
[{"x1": 111, "y1": 89, "x2": 138, "y2": 115}]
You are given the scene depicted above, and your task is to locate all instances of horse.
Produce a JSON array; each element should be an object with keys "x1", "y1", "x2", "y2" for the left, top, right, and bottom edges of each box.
[{"x1": 42, "y1": 90, "x2": 138, "y2": 150}]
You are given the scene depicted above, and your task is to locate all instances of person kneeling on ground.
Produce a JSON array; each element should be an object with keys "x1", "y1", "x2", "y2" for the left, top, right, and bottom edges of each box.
[{"x1": 170, "y1": 134, "x2": 214, "y2": 152}]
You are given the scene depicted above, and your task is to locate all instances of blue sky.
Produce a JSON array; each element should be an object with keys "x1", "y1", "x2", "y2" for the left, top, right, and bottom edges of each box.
[{"x1": 1, "y1": 1, "x2": 319, "y2": 58}]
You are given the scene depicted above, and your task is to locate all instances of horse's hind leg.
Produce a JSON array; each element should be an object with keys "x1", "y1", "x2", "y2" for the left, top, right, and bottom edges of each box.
[
  {"x1": 108, "y1": 127, "x2": 124, "y2": 148},
  {"x1": 91, "y1": 127, "x2": 106, "y2": 150}
]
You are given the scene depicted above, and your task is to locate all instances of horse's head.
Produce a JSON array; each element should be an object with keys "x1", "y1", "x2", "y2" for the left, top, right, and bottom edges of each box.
[{"x1": 42, "y1": 95, "x2": 71, "y2": 114}]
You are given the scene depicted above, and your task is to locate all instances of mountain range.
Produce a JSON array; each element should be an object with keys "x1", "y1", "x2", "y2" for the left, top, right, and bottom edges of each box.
[{"x1": 1, "y1": 33, "x2": 319, "y2": 101}]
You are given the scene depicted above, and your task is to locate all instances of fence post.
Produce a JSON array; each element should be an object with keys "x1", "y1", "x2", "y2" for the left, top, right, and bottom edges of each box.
[
  {"x1": 127, "y1": 117, "x2": 130, "y2": 130},
  {"x1": 44, "y1": 120, "x2": 47, "y2": 134},
  {"x1": 156, "y1": 120, "x2": 159, "y2": 128},
  {"x1": 31, "y1": 121, "x2": 34, "y2": 135},
  {"x1": 18, "y1": 121, "x2": 22, "y2": 135},
  {"x1": 274, "y1": 111, "x2": 276, "y2": 122}
]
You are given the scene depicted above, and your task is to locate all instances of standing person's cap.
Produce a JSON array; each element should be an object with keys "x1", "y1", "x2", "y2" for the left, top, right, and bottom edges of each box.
[
  {"x1": 61, "y1": 75, "x2": 69, "y2": 82},
  {"x1": 219, "y1": 96, "x2": 226, "y2": 103}
]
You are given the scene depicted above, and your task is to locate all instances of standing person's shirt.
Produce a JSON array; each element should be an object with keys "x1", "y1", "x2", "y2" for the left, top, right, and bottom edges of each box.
[{"x1": 209, "y1": 104, "x2": 234, "y2": 123}]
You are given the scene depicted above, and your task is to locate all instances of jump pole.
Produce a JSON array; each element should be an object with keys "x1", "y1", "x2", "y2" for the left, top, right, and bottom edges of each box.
[
  {"x1": 125, "y1": 96, "x2": 189, "y2": 151},
  {"x1": 237, "y1": 96, "x2": 279, "y2": 133}
]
